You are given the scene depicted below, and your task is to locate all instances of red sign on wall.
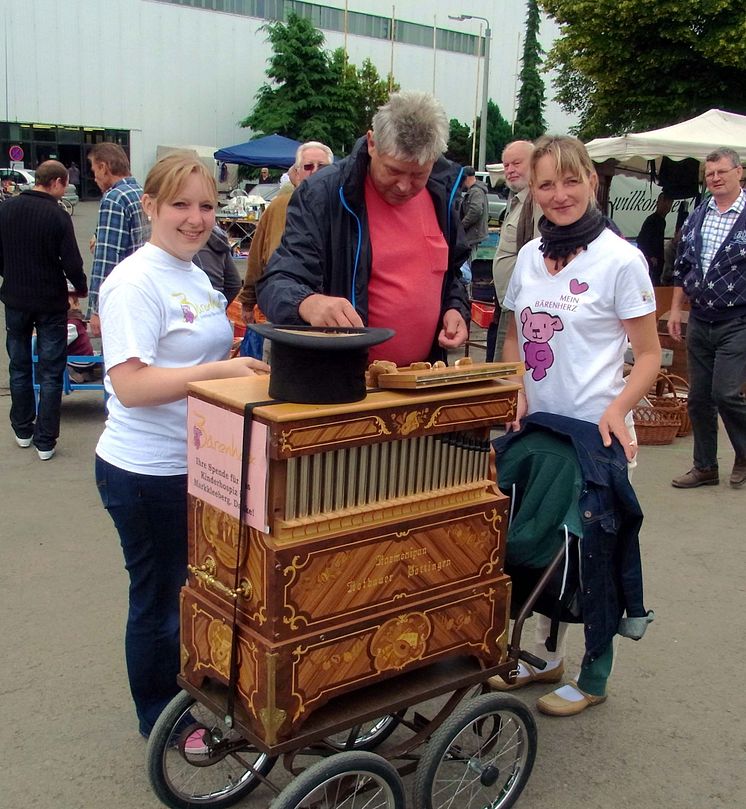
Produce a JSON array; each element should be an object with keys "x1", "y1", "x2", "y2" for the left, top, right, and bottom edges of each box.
[{"x1": 9, "y1": 145, "x2": 24, "y2": 162}]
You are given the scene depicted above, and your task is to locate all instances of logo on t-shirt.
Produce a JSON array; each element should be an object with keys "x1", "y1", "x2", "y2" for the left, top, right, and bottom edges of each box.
[
  {"x1": 171, "y1": 291, "x2": 223, "y2": 323},
  {"x1": 520, "y1": 306, "x2": 564, "y2": 382}
]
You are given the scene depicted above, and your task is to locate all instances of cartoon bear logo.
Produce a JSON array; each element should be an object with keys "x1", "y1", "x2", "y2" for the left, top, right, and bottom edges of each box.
[{"x1": 520, "y1": 306, "x2": 564, "y2": 381}]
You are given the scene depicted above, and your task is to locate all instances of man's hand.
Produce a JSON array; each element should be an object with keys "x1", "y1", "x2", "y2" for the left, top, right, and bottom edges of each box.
[
  {"x1": 89, "y1": 312, "x2": 101, "y2": 337},
  {"x1": 666, "y1": 310, "x2": 683, "y2": 342},
  {"x1": 89, "y1": 236, "x2": 96, "y2": 254},
  {"x1": 299, "y1": 294, "x2": 364, "y2": 327},
  {"x1": 437, "y1": 309, "x2": 469, "y2": 349}
]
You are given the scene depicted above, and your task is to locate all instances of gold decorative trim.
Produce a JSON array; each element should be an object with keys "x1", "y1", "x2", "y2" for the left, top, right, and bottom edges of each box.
[
  {"x1": 258, "y1": 653, "x2": 287, "y2": 745},
  {"x1": 370, "y1": 612, "x2": 431, "y2": 672},
  {"x1": 390, "y1": 408, "x2": 430, "y2": 435},
  {"x1": 278, "y1": 415, "x2": 392, "y2": 454}
]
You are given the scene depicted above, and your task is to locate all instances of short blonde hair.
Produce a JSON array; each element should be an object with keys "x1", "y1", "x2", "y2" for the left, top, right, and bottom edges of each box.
[
  {"x1": 143, "y1": 152, "x2": 217, "y2": 211},
  {"x1": 530, "y1": 135, "x2": 595, "y2": 186}
]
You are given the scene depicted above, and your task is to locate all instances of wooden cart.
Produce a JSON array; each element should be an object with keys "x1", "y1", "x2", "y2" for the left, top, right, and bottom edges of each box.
[{"x1": 146, "y1": 373, "x2": 542, "y2": 809}]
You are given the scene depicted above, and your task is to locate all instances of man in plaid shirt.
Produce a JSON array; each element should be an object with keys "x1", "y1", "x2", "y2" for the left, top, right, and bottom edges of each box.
[
  {"x1": 669, "y1": 147, "x2": 746, "y2": 490},
  {"x1": 87, "y1": 143, "x2": 148, "y2": 335}
]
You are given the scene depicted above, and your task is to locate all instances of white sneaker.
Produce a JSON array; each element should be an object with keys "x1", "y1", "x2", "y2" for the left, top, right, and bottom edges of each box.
[
  {"x1": 37, "y1": 448, "x2": 55, "y2": 461},
  {"x1": 14, "y1": 434, "x2": 32, "y2": 448}
]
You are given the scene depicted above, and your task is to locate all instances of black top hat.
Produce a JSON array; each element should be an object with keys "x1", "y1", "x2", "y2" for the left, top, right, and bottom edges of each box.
[{"x1": 249, "y1": 324, "x2": 394, "y2": 404}]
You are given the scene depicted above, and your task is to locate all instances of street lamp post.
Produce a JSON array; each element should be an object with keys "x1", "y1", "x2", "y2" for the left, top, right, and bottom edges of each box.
[{"x1": 449, "y1": 13, "x2": 491, "y2": 171}]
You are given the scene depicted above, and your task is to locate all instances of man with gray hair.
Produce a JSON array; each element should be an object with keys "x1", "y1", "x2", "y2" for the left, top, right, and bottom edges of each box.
[
  {"x1": 491, "y1": 139, "x2": 541, "y2": 359},
  {"x1": 238, "y1": 140, "x2": 334, "y2": 325},
  {"x1": 669, "y1": 147, "x2": 746, "y2": 489},
  {"x1": 257, "y1": 91, "x2": 470, "y2": 366}
]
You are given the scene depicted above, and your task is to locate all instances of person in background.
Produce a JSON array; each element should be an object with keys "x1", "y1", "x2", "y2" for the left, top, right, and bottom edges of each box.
[
  {"x1": 237, "y1": 141, "x2": 334, "y2": 326},
  {"x1": 256, "y1": 91, "x2": 470, "y2": 367},
  {"x1": 87, "y1": 142, "x2": 149, "y2": 336},
  {"x1": 490, "y1": 135, "x2": 660, "y2": 716},
  {"x1": 193, "y1": 225, "x2": 242, "y2": 304},
  {"x1": 492, "y1": 140, "x2": 542, "y2": 360},
  {"x1": 636, "y1": 192, "x2": 673, "y2": 286},
  {"x1": 0, "y1": 160, "x2": 87, "y2": 460},
  {"x1": 669, "y1": 147, "x2": 746, "y2": 490},
  {"x1": 94, "y1": 153, "x2": 268, "y2": 739},
  {"x1": 459, "y1": 165, "x2": 489, "y2": 264},
  {"x1": 67, "y1": 161, "x2": 80, "y2": 195},
  {"x1": 66, "y1": 282, "x2": 101, "y2": 383}
]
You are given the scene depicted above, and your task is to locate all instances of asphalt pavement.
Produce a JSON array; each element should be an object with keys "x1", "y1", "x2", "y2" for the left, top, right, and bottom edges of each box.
[{"x1": 0, "y1": 202, "x2": 744, "y2": 808}]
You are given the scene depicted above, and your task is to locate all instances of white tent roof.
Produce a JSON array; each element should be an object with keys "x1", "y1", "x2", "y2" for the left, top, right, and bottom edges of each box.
[
  {"x1": 584, "y1": 108, "x2": 746, "y2": 174},
  {"x1": 486, "y1": 109, "x2": 746, "y2": 183}
]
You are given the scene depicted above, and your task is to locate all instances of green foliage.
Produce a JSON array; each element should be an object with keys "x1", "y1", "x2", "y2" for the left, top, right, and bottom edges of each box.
[
  {"x1": 475, "y1": 101, "x2": 514, "y2": 164},
  {"x1": 241, "y1": 14, "x2": 398, "y2": 156},
  {"x1": 543, "y1": 0, "x2": 746, "y2": 139},
  {"x1": 514, "y1": 0, "x2": 547, "y2": 141},
  {"x1": 446, "y1": 119, "x2": 473, "y2": 165}
]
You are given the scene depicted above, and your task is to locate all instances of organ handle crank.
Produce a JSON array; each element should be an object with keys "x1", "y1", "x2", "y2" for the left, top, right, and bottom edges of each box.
[{"x1": 189, "y1": 556, "x2": 253, "y2": 600}]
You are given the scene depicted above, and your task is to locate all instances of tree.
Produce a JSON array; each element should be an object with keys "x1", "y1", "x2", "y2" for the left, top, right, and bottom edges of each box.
[
  {"x1": 240, "y1": 14, "x2": 333, "y2": 143},
  {"x1": 513, "y1": 0, "x2": 547, "y2": 141},
  {"x1": 446, "y1": 119, "x2": 472, "y2": 165},
  {"x1": 241, "y1": 14, "x2": 399, "y2": 156},
  {"x1": 475, "y1": 101, "x2": 513, "y2": 164},
  {"x1": 543, "y1": 0, "x2": 746, "y2": 139}
]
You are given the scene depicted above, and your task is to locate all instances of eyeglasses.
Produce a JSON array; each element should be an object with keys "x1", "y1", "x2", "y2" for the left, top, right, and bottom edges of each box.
[
  {"x1": 704, "y1": 167, "x2": 739, "y2": 181},
  {"x1": 301, "y1": 161, "x2": 327, "y2": 173}
]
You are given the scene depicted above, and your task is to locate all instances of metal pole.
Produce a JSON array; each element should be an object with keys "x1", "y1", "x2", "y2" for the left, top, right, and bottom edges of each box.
[{"x1": 477, "y1": 23, "x2": 491, "y2": 172}]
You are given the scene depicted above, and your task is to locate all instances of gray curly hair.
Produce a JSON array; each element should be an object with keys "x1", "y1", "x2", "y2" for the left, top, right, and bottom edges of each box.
[{"x1": 371, "y1": 91, "x2": 449, "y2": 165}]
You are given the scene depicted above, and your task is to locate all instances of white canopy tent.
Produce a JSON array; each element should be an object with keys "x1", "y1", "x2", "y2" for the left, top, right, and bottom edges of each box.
[
  {"x1": 584, "y1": 108, "x2": 746, "y2": 177},
  {"x1": 486, "y1": 109, "x2": 746, "y2": 184}
]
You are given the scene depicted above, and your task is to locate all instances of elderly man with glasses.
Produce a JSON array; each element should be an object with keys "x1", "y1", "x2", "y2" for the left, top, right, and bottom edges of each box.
[
  {"x1": 669, "y1": 147, "x2": 746, "y2": 490},
  {"x1": 256, "y1": 91, "x2": 470, "y2": 367},
  {"x1": 237, "y1": 141, "x2": 334, "y2": 326}
]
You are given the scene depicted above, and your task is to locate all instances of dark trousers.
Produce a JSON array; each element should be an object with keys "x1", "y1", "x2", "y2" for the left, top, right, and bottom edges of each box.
[
  {"x1": 686, "y1": 314, "x2": 746, "y2": 470},
  {"x1": 95, "y1": 456, "x2": 188, "y2": 737},
  {"x1": 5, "y1": 306, "x2": 67, "y2": 450}
]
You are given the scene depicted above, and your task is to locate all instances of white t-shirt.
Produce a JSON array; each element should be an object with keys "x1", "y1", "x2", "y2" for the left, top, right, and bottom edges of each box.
[
  {"x1": 96, "y1": 242, "x2": 233, "y2": 475},
  {"x1": 504, "y1": 228, "x2": 656, "y2": 425}
]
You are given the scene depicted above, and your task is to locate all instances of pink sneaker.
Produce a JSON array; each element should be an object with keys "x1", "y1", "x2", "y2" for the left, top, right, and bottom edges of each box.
[{"x1": 182, "y1": 729, "x2": 209, "y2": 756}]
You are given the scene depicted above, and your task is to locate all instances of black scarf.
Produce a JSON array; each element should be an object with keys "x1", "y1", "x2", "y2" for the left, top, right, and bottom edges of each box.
[{"x1": 538, "y1": 204, "x2": 607, "y2": 269}]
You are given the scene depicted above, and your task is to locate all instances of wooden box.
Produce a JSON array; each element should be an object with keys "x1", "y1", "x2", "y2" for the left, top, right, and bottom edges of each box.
[
  {"x1": 180, "y1": 575, "x2": 511, "y2": 745},
  {"x1": 182, "y1": 376, "x2": 519, "y2": 745}
]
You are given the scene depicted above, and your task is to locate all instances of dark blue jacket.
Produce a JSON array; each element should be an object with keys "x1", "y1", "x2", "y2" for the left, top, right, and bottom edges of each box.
[
  {"x1": 256, "y1": 136, "x2": 470, "y2": 362},
  {"x1": 673, "y1": 192, "x2": 746, "y2": 322},
  {"x1": 494, "y1": 412, "x2": 653, "y2": 667}
]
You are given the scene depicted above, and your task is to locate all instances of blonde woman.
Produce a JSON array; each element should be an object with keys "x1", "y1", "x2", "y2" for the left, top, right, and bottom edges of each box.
[{"x1": 95, "y1": 153, "x2": 268, "y2": 738}]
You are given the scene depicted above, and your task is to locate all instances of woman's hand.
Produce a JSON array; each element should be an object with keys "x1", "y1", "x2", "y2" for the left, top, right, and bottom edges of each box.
[
  {"x1": 599, "y1": 404, "x2": 637, "y2": 462},
  {"x1": 219, "y1": 356, "x2": 270, "y2": 378},
  {"x1": 505, "y1": 388, "x2": 527, "y2": 432}
]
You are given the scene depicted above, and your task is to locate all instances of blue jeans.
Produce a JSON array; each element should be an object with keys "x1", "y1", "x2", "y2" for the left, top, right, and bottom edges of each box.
[
  {"x1": 686, "y1": 314, "x2": 746, "y2": 470},
  {"x1": 5, "y1": 306, "x2": 67, "y2": 450},
  {"x1": 95, "y1": 456, "x2": 188, "y2": 736}
]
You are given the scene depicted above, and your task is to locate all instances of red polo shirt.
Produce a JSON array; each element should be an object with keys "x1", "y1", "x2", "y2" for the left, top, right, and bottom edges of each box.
[{"x1": 364, "y1": 175, "x2": 448, "y2": 365}]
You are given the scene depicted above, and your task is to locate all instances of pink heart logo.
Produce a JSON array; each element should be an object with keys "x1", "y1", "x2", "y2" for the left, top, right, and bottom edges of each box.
[{"x1": 569, "y1": 278, "x2": 589, "y2": 295}]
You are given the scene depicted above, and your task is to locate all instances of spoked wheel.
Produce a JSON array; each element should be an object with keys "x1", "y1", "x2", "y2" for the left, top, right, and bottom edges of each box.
[
  {"x1": 269, "y1": 751, "x2": 406, "y2": 809},
  {"x1": 58, "y1": 197, "x2": 74, "y2": 215},
  {"x1": 146, "y1": 690, "x2": 276, "y2": 809},
  {"x1": 413, "y1": 693, "x2": 537, "y2": 809},
  {"x1": 321, "y1": 712, "x2": 404, "y2": 752}
]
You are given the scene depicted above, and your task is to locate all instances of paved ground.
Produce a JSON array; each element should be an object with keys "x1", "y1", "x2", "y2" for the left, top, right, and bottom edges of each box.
[{"x1": 1, "y1": 203, "x2": 744, "y2": 808}]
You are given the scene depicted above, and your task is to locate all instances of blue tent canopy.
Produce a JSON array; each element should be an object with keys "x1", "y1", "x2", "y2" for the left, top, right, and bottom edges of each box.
[{"x1": 214, "y1": 134, "x2": 302, "y2": 168}]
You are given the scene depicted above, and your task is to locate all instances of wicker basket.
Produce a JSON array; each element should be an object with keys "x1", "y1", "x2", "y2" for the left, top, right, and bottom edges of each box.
[
  {"x1": 633, "y1": 373, "x2": 682, "y2": 445},
  {"x1": 633, "y1": 404, "x2": 681, "y2": 445},
  {"x1": 649, "y1": 373, "x2": 691, "y2": 437}
]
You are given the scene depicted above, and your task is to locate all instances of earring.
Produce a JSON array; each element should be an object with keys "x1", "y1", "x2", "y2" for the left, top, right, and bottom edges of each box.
[{"x1": 147, "y1": 215, "x2": 152, "y2": 222}]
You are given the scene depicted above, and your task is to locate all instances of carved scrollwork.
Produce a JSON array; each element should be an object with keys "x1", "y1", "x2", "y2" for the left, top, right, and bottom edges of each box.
[{"x1": 370, "y1": 612, "x2": 431, "y2": 672}]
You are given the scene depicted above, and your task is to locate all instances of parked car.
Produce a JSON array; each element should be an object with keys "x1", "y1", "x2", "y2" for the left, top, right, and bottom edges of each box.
[
  {"x1": 0, "y1": 167, "x2": 79, "y2": 209},
  {"x1": 475, "y1": 171, "x2": 508, "y2": 225}
]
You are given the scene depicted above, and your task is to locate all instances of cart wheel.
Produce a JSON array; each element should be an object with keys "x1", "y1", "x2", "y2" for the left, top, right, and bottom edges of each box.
[
  {"x1": 147, "y1": 690, "x2": 276, "y2": 809},
  {"x1": 321, "y1": 712, "x2": 404, "y2": 751},
  {"x1": 412, "y1": 693, "x2": 536, "y2": 809},
  {"x1": 269, "y1": 751, "x2": 406, "y2": 809},
  {"x1": 58, "y1": 197, "x2": 74, "y2": 215}
]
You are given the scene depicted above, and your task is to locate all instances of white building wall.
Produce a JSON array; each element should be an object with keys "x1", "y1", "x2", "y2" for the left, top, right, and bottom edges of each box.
[{"x1": 0, "y1": 0, "x2": 572, "y2": 180}]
